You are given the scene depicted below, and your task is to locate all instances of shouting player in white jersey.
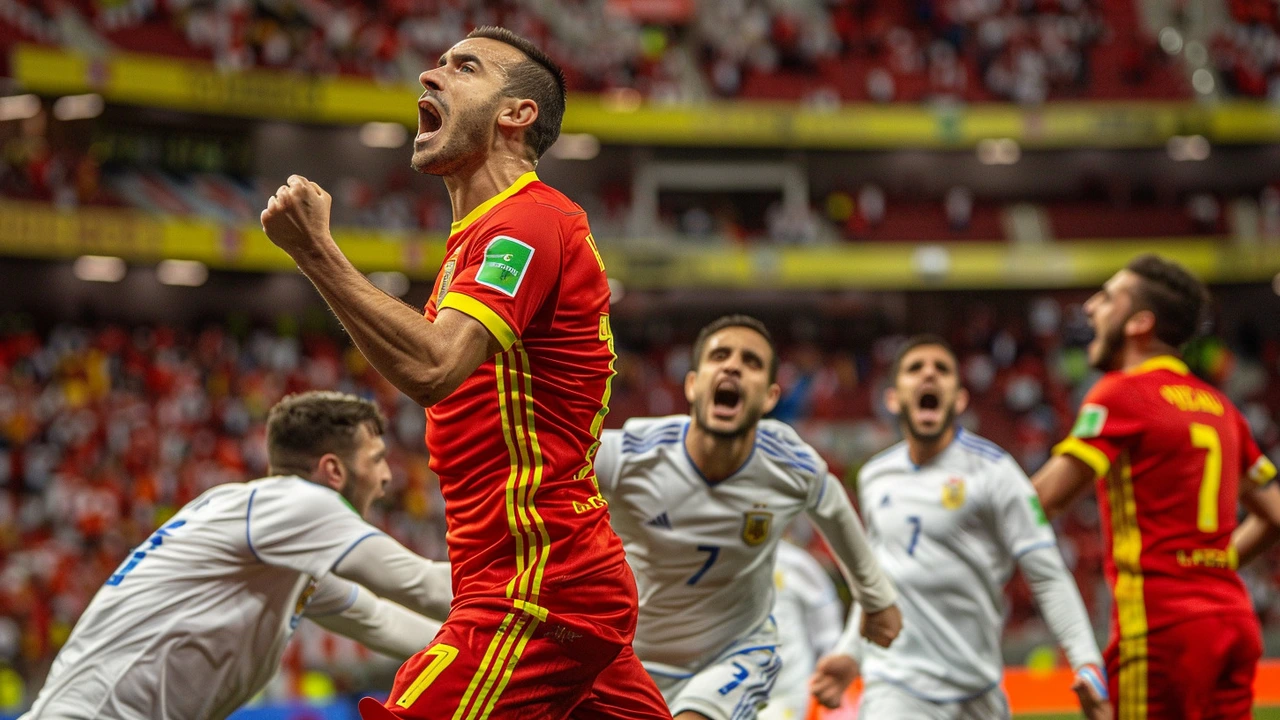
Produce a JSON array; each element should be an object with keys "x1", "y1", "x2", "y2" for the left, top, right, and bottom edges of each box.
[
  {"x1": 22, "y1": 392, "x2": 452, "y2": 720},
  {"x1": 851, "y1": 335, "x2": 1110, "y2": 720},
  {"x1": 758, "y1": 536, "x2": 845, "y2": 720},
  {"x1": 592, "y1": 315, "x2": 901, "y2": 720}
]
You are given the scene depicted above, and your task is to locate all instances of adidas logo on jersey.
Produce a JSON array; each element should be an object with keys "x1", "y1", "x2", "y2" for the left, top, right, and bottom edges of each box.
[{"x1": 645, "y1": 512, "x2": 672, "y2": 529}]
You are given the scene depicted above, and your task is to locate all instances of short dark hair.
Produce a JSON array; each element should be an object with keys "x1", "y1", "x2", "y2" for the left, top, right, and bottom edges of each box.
[
  {"x1": 266, "y1": 391, "x2": 386, "y2": 477},
  {"x1": 890, "y1": 334, "x2": 958, "y2": 381},
  {"x1": 691, "y1": 314, "x2": 779, "y2": 383},
  {"x1": 466, "y1": 26, "x2": 566, "y2": 162},
  {"x1": 1126, "y1": 254, "x2": 1210, "y2": 348}
]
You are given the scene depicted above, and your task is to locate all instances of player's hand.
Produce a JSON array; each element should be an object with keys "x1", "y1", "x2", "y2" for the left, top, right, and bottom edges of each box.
[
  {"x1": 261, "y1": 175, "x2": 334, "y2": 259},
  {"x1": 860, "y1": 604, "x2": 902, "y2": 648},
  {"x1": 808, "y1": 653, "x2": 858, "y2": 709},
  {"x1": 1072, "y1": 664, "x2": 1112, "y2": 720}
]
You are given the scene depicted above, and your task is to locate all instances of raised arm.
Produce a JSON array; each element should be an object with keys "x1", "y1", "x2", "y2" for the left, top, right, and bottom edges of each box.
[{"x1": 261, "y1": 176, "x2": 496, "y2": 407}]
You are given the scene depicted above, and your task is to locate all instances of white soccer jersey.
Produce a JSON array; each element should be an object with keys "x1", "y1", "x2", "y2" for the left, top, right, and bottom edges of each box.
[
  {"x1": 760, "y1": 541, "x2": 843, "y2": 720},
  {"x1": 22, "y1": 476, "x2": 385, "y2": 720},
  {"x1": 854, "y1": 429, "x2": 1058, "y2": 700},
  {"x1": 593, "y1": 415, "x2": 863, "y2": 672}
]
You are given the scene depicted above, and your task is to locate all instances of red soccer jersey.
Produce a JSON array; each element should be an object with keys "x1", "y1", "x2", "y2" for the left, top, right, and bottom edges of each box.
[
  {"x1": 1054, "y1": 356, "x2": 1277, "y2": 643},
  {"x1": 423, "y1": 172, "x2": 630, "y2": 642}
]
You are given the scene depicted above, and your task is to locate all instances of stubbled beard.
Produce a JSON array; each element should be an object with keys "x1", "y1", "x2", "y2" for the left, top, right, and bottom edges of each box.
[
  {"x1": 691, "y1": 396, "x2": 761, "y2": 439},
  {"x1": 411, "y1": 95, "x2": 498, "y2": 176},
  {"x1": 1089, "y1": 320, "x2": 1126, "y2": 372},
  {"x1": 899, "y1": 404, "x2": 956, "y2": 443}
]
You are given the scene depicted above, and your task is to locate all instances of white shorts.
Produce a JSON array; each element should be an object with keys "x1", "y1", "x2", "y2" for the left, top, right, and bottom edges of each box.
[
  {"x1": 648, "y1": 618, "x2": 783, "y2": 720},
  {"x1": 856, "y1": 680, "x2": 1010, "y2": 720}
]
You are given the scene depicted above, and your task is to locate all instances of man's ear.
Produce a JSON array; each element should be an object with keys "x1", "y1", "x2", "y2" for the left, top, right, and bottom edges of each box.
[
  {"x1": 314, "y1": 453, "x2": 346, "y2": 492},
  {"x1": 497, "y1": 98, "x2": 539, "y2": 134},
  {"x1": 684, "y1": 370, "x2": 698, "y2": 405},
  {"x1": 1125, "y1": 309, "x2": 1157, "y2": 339},
  {"x1": 954, "y1": 387, "x2": 970, "y2": 416},
  {"x1": 884, "y1": 385, "x2": 901, "y2": 415},
  {"x1": 762, "y1": 383, "x2": 782, "y2": 415}
]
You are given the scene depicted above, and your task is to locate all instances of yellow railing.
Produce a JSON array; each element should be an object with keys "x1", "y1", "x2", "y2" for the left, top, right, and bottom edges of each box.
[
  {"x1": 13, "y1": 45, "x2": 1280, "y2": 148},
  {"x1": 2, "y1": 200, "x2": 1277, "y2": 289}
]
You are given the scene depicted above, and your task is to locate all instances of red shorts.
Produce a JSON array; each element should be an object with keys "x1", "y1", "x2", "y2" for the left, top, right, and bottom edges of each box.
[
  {"x1": 358, "y1": 602, "x2": 669, "y2": 720},
  {"x1": 1106, "y1": 612, "x2": 1260, "y2": 720}
]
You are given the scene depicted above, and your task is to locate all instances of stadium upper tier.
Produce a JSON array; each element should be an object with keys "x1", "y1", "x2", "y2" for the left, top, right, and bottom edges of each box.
[{"x1": 0, "y1": 0, "x2": 1193, "y2": 103}]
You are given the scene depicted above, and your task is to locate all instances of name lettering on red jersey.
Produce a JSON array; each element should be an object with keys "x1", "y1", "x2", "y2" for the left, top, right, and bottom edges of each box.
[{"x1": 1159, "y1": 384, "x2": 1225, "y2": 416}]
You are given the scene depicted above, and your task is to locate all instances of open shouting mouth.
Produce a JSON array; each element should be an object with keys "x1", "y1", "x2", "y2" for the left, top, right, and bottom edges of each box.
[
  {"x1": 711, "y1": 380, "x2": 743, "y2": 420},
  {"x1": 417, "y1": 97, "x2": 444, "y2": 145}
]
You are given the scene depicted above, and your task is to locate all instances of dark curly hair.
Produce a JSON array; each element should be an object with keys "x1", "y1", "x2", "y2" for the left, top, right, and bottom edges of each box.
[{"x1": 1126, "y1": 254, "x2": 1210, "y2": 349}]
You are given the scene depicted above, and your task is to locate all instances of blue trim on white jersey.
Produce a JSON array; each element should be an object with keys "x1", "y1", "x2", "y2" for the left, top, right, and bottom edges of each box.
[
  {"x1": 683, "y1": 421, "x2": 757, "y2": 485},
  {"x1": 642, "y1": 664, "x2": 695, "y2": 680},
  {"x1": 756, "y1": 440, "x2": 818, "y2": 474},
  {"x1": 329, "y1": 531, "x2": 386, "y2": 572},
  {"x1": 816, "y1": 474, "x2": 829, "y2": 504},
  {"x1": 730, "y1": 651, "x2": 783, "y2": 720},
  {"x1": 1012, "y1": 540, "x2": 1058, "y2": 560},
  {"x1": 622, "y1": 426, "x2": 684, "y2": 454},
  {"x1": 955, "y1": 428, "x2": 1007, "y2": 461},
  {"x1": 306, "y1": 584, "x2": 362, "y2": 618},
  {"x1": 864, "y1": 672, "x2": 1002, "y2": 703},
  {"x1": 246, "y1": 488, "x2": 263, "y2": 563},
  {"x1": 756, "y1": 428, "x2": 819, "y2": 473}
]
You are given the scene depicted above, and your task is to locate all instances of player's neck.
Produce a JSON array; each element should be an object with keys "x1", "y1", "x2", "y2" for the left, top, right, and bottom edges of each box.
[
  {"x1": 443, "y1": 155, "x2": 537, "y2": 224},
  {"x1": 685, "y1": 424, "x2": 755, "y2": 484},
  {"x1": 1117, "y1": 341, "x2": 1179, "y2": 372},
  {"x1": 906, "y1": 425, "x2": 957, "y2": 467}
]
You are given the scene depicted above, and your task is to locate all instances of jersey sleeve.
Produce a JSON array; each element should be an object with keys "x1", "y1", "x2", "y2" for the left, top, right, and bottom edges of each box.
[
  {"x1": 987, "y1": 457, "x2": 1058, "y2": 559},
  {"x1": 1051, "y1": 374, "x2": 1143, "y2": 478},
  {"x1": 1238, "y1": 410, "x2": 1278, "y2": 487},
  {"x1": 436, "y1": 211, "x2": 564, "y2": 351},
  {"x1": 592, "y1": 429, "x2": 624, "y2": 498},
  {"x1": 246, "y1": 480, "x2": 385, "y2": 578}
]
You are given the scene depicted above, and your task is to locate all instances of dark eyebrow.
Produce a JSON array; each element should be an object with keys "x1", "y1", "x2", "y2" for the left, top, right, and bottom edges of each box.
[{"x1": 439, "y1": 51, "x2": 484, "y2": 69}]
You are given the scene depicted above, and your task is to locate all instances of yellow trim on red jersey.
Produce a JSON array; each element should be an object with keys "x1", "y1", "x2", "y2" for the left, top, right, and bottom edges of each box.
[
  {"x1": 1126, "y1": 355, "x2": 1189, "y2": 377},
  {"x1": 440, "y1": 292, "x2": 517, "y2": 351},
  {"x1": 1250, "y1": 455, "x2": 1278, "y2": 486},
  {"x1": 449, "y1": 610, "x2": 541, "y2": 720},
  {"x1": 1053, "y1": 436, "x2": 1112, "y2": 478},
  {"x1": 494, "y1": 344, "x2": 551, "y2": 607},
  {"x1": 450, "y1": 171, "x2": 539, "y2": 236},
  {"x1": 1110, "y1": 454, "x2": 1148, "y2": 720}
]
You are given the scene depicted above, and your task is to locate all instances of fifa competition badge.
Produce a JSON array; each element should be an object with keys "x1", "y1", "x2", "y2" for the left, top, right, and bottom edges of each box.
[
  {"x1": 1072, "y1": 404, "x2": 1108, "y2": 439},
  {"x1": 476, "y1": 236, "x2": 534, "y2": 297}
]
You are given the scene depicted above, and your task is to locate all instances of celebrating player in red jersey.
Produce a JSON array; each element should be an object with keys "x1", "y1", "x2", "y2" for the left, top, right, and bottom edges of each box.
[
  {"x1": 260, "y1": 26, "x2": 669, "y2": 720},
  {"x1": 1034, "y1": 255, "x2": 1280, "y2": 720}
]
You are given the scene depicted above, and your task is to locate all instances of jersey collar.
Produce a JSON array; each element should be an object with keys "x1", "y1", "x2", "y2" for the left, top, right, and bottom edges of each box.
[
  {"x1": 1126, "y1": 355, "x2": 1189, "y2": 376},
  {"x1": 449, "y1": 171, "x2": 539, "y2": 237}
]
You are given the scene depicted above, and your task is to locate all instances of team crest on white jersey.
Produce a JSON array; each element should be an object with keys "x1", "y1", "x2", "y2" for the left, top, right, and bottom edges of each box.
[
  {"x1": 941, "y1": 477, "x2": 966, "y2": 510},
  {"x1": 742, "y1": 510, "x2": 773, "y2": 546},
  {"x1": 436, "y1": 256, "x2": 457, "y2": 304}
]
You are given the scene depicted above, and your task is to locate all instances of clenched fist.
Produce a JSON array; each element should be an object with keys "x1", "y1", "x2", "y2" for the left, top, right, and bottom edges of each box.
[
  {"x1": 860, "y1": 604, "x2": 902, "y2": 648},
  {"x1": 260, "y1": 175, "x2": 334, "y2": 259},
  {"x1": 808, "y1": 653, "x2": 858, "y2": 709}
]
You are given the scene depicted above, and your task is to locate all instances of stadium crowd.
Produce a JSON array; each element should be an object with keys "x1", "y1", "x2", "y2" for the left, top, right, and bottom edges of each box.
[{"x1": 0, "y1": 286, "x2": 1277, "y2": 707}]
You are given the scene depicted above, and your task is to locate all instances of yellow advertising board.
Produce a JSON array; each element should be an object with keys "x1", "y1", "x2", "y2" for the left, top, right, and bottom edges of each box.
[
  {"x1": 1, "y1": 200, "x2": 1275, "y2": 290},
  {"x1": 13, "y1": 45, "x2": 1280, "y2": 148}
]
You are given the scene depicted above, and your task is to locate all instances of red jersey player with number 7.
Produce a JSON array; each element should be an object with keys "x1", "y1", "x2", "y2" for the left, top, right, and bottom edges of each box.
[
  {"x1": 1034, "y1": 254, "x2": 1280, "y2": 720},
  {"x1": 259, "y1": 26, "x2": 670, "y2": 720}
]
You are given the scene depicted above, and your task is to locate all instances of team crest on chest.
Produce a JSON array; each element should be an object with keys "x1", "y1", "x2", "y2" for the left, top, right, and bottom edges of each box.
[
  {"x1": 436, "y1": 255, "x2": 458, "y2": 305},
  {"x1": 941, "y1": 477, "x2": 966, "y2": 510},
  {"x1": 742, "y1": 508, "x2": 773, "y2": 546}
]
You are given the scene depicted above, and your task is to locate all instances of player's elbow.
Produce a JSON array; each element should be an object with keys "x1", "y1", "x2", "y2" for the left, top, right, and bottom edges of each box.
[{"x1": 403, "y1": 365, "x2": 464, "y2": 408}]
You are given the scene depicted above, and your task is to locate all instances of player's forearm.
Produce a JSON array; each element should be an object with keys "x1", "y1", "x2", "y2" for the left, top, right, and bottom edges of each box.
[
  {"x1": 310, "y1": 583, "x2": 442, "y2": 659},
  {"x1": 808, "y1": 484, "x2": 896, "y2": 613},
  {"x1": 1233, "y1": 514, "x2": 1280, "y2": 566},
  {"x1": 334, "y1": 535, "x2": 453, "y2": 619},
  {"x1": 291, "y1": 239, "x2": 457, "y2": 407},
  {"x1": 1019, "y1": 547, "x2": 1103, "y2": 670}
]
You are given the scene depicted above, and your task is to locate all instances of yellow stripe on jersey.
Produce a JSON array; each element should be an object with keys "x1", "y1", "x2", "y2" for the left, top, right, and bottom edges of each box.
[
  {"x1": 1127, "y1": 355, "x2": 1189, "y2": 377},
  {"x1": 1250, "y1": 455, "x2": 1278, "y2": 486},
  {"x1": 1110, "y1": 455, "x2": 1148, "y2": 720},
  {"x1": 514, "y1": 343, "x2": 551, "y2": 605},
  {"x1": 1053, "y1": 436, "x2": 1112, "y2": 478},
  {"x1": 460, "y1": 612, "x2": 535, "y2": 720},
  {"x1": 475, "y1": 614, "x2": 542, "y2": 720},
  {"x1": 440, "y1": 292, "x2": 517, "y2": 351},
  {"x1": 495, "y1": 352, "x2": 529, "y2": 597},
  {"x1": 450, "y1": 171, "x2": 539, "y2": 236},
  {"x1": 451, "y1": 613, "x2": 518, "y2": 720}
]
